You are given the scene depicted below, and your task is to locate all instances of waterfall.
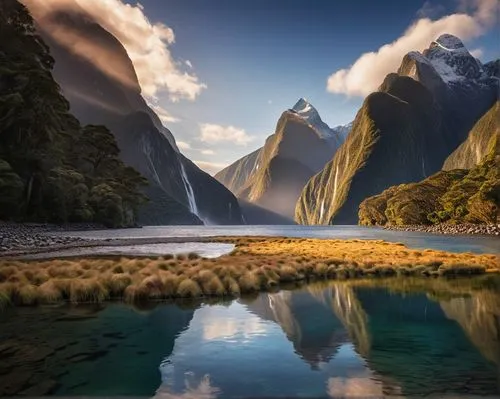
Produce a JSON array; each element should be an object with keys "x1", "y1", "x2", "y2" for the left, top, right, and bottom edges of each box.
[{"x1": 179, "y1": 162, "x2": 200, "y2": 218}]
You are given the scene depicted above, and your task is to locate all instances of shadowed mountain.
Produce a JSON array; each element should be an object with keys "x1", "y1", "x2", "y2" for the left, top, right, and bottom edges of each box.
[
  {"x1": 216, "y1": 99, "x2": 347, "y2": 219},
  {"x1": 24, "y1": 1, "x2": 243, "y2": 225},
  {"x1": 296, "y1": 34, "x2": 498, "y2": 225},
  {"x1": 443, "y1": 101, "x2": 500, "y2": 171},
  {"x1": 359, "y1": 122, "x2": 499, "y2": 226}
]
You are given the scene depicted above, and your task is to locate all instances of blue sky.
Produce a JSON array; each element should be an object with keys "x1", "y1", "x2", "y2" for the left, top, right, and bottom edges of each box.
[{"x1": 121, "y1": 0, "x2": 499, "y2": 174}]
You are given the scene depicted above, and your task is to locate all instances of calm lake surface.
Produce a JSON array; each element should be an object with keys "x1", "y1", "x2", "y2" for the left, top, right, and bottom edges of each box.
[
  {"x1": 1, "y1": 277, "x2": 499, "y2": 397},
  {"x1": 54, "y1": 225, "x2": 500, "y2": 254}
]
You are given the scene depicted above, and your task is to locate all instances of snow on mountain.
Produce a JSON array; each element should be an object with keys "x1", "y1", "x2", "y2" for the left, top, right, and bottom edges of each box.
[
  {"x1": 405, "y1": 34, "x2": 486, "y2": 84},
  {"x1": 291, "y1": 98, "x2": 341, "y2": 142},
  {"x1": 332, "y1": 122, "x2": 353, "y2": 140}
]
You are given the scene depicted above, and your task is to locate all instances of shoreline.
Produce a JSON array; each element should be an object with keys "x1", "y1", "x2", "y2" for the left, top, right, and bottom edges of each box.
[
  {"x1": 382, "y1": 223, "x2": 500, "y2": 236},
  {"x1": 1, "y1": 236, "x2": 498, "y2": 308},
  {"x1": 1, "y1": 222, "x2": 499, "y2": 257}
]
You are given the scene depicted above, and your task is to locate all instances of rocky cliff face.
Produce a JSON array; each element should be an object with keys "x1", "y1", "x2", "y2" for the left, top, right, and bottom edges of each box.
[
  {"x1": 26, "y1": 1, "x2": 243, "y2": 225},
  {"x1": 443, "y1": 101, "x2": 500, "y2": 170},
  {"x1": 359, "y1": 134, "x2": 499, "y2": 226},
  {"x1": 216, "y1": 99, "x2": 346, "y2": 219},
  {"x1": 296, "y1": 34, "x2": 498, "y2": 225}
]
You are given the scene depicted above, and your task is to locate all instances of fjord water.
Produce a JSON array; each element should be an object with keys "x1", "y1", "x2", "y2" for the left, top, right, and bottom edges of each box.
[
  {"x1": 55, "y1": 225, "x2": 500, "y2": 254},
  {"x1": 1, "y1": 278, "x2": 499, "y2": 397}
]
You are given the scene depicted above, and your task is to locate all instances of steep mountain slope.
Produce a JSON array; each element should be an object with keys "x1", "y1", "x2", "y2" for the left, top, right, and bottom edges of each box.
[
  {"x1": 359, "y1": 133, "x2": 499, "y2": 226},
  {"x1": 443, "y1": 101, "x2": 499, "y2": 170},
  {"x1": 0, "y1": 0, "x2": 146, "y2": 227},
  {"x1": 24, "y1": 0, "x2": 243, "y2": 225},
  {"x1": 214, "y1": 149, "x2": 261, "y2": 195},
  {"x1": 296, "y1": 34, "x2": 498, "y2": 225},
  {"x1": 216, "y1": 99, "x2": 346, "y2": 218}
]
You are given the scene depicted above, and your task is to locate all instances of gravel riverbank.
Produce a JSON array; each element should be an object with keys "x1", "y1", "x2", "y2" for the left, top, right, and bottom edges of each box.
[
  {"x1": 0, "y1": 223, "x2": 102, "y2": 254},
  {"x1": 383, "y1": 223, "x2": 500, "y2": 236}
]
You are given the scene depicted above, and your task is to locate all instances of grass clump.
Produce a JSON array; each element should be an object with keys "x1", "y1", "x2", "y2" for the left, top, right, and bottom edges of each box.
[
  {"x1": 38, "y1": 281, "x2": 63, "y2": 303},
  {"x1": 105, "y1": 273, "x2": 132, "y2": 297},
  {"x1": 18, "y1": 284, "x2": 39, "y2": 305},
  {"x1": 177, "y1": 279, "x2": 202, "y2": 298},
  {"x1": 0, "y1": 236, "x2": 497, "y2": 307},
  {"x1": 70, "y1": 279, "x2": 108, "y2": 303},
  {"x1": 238, "y1": 272, "x2": 260, "y2": 293}
]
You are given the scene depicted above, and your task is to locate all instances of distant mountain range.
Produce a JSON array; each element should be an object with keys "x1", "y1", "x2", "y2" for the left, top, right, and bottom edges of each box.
[
  {"x1": 26, "y1": 0, "x2": 244, "y2": 225},
  {"x1": 216, "y1": 99, "x2": 349, "y2": 219},
  {"x1": 296, "y1": 34, "x2": 499, "y2": 225},
  {"x1": 16, "y1": 1, "x2": 499, "y2": 228}
]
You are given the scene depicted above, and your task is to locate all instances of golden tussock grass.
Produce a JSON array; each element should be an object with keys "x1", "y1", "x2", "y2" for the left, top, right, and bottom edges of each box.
[{"x1": 0, "y1": 237, "x2": 498, "y2": 306}]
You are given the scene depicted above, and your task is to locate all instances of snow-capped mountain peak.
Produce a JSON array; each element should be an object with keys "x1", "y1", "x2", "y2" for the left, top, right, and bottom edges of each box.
[
  {"x1": 292, "y1": 98, "x2": 315, "y2": 116},
  {"x1": 401, "y1": 34, "x2": 487, "y2": 84},
  {"x1": 290, "y1": 98, "x2": 338, "y2": 141},
  {"x1": 431, "y1": 34, "x2": 468, "y2": 52}
]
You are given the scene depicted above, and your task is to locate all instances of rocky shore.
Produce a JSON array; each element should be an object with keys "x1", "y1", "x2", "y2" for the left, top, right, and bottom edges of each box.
[
  {"x1": 383, "y1": 223, "x2": 500, "y2": 236},
  {"x1": 0, "y1": 223, "x2": 101, "y2": 254}
]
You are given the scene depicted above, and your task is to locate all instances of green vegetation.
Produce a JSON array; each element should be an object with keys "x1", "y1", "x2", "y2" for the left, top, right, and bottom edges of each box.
[
  {"x1": 0, "y1": 237, "x2": 497, "y2": 306},
  {"x1": 359, "y1": 135, "x2": 499, "y2": 226},
  {"x1": 0, "y1": 1, "x2": 147, "y2": 227},
  {"x1": 296, "y1": 74, "x2": 448, "y2": 225},
  {"x1": 443, "y1": 101, "x2": 499, "y2": 171}
]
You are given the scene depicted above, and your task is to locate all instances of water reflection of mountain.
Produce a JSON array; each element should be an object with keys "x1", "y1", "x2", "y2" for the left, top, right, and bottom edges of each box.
[
  {"x1": 0, "y1": 304, "x2": 196, "y2": 396},
  {"x1": 244, "y1": 281, "x2": 499, "y2": 396},
  {"x1": 244, "y1": 284, "x2": 371, "y2": 369},
  {"x1": 355, "y1": 287, "x2": 499, "y2": 396},
  {"x1": 440, "y1": 291, "x2": 500, "y2": 367}
]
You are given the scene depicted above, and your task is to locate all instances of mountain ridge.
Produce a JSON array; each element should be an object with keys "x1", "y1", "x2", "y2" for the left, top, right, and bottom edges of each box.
[
  {"x1": 296, "y1": 34, "x2": 498, "y2": 225},
  {"x1": 216, "y1": 99, "x2": 348, "y2": 219},
  {"x1": 24, "y1": 0, "x2": 244, "y2": 225}
]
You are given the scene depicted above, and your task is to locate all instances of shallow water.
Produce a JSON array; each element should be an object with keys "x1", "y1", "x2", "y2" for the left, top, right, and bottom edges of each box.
[
  {"x1": 1, "y1": 277, "x2": 499, "y2": 397},
  {"x1": 53, "y1": 225, "x2": 500, "y2": 254},
  {"x1": 21, "y1": 243, "x2": 235, "y2": 260}
]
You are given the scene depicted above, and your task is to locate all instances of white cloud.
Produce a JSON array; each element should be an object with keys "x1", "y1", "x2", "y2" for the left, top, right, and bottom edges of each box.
[
  {"x1": 326, "y1": 0, "x2": 499, "y2": 97},
  {"x1": 176, "y1": 141, "x2": 192, "y2": 150},
  {"x1": 470, "y1": 47, "x2": 484, "y2": 58},
  {"x1": 23, "y1": 0, "x2": 207, "y2": 102},
  {"x1": 194, "y1": 161, "x2": 229, "y2": 175},
  {"x1": 327, "y1": 377, "x2": 383, "y2": 398},
  {"x1": 185, "y1": 60, "x2": 193, "y2": 69},
  {"x1": 199, "y1": 123, "x2": 255, "y2": 146},
  {"x1": 147, "y1": 101, "x2": 180, "y2": 124},
  {"x1": 201, "y1": 149, "x2": 215, "y2": 155}
]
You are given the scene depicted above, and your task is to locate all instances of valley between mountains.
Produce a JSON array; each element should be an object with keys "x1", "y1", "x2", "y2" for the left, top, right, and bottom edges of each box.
[{"x1": 0, "y1": 1, "x2": 498, "y2": 232}]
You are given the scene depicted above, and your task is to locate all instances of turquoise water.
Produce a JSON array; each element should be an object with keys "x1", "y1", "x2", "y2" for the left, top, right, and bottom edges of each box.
[
  {"x1": 1, "y1": 277, "x2": 499, "y2": 397},
  {"x1": 54, "y1": 225, "x2": 500, "y2": 254}
]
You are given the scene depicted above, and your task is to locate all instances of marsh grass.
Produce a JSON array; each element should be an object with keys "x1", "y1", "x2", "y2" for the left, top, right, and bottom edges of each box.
[{"x1": 0, "y1": 237, "x2": 497, "y2": 306}]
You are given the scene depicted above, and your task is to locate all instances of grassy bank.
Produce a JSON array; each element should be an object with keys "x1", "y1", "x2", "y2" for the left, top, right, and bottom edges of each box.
[{"x1": 0, "y1": 237, "x2": 498, "y2": 307}]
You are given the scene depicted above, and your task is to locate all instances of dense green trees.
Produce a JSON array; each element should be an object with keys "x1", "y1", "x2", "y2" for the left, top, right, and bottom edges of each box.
[
  {"x1": 0, "y1": 0, "x2": 147, "y2": 227},
  {"x1": 359, "y1": 136, "x2": 499, "y2": 226}
]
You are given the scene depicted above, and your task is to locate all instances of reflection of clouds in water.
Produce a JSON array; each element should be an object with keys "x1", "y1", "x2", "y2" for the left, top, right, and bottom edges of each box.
[
  {"x1": 154, "y1": 374, "x2": 219, "y2": 399},
  {"x1": 327, "y1": 377, "x2": 383, "y2": 398},
  {"x1": 198, "y1": 305, "x2": 268, "y2": 342},
  {"x1": 203, "y1": 317, "x2": 266, "y2": 341}
]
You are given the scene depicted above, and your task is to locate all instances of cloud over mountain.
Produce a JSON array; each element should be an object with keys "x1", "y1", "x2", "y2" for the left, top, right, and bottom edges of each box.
[
  {"x1": 327, "y1": 0, "x2": 498, "y2": 97},
  {"x1": 199, "y1": 123, "x2": 255, "y2": 146},
  {"x1": 23, "y1": 0, "x2": 207, "y2": 102}
]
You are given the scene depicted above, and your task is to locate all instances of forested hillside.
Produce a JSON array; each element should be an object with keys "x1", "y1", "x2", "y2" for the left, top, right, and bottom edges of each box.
[{"x1": 0, "y1": 0, "x2": 147, "y2": 227}]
